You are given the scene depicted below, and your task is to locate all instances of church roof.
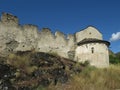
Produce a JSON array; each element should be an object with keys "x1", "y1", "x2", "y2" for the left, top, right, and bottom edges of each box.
[{"x1": 77, "y1": 38, "x2": 110, "y2": 46}]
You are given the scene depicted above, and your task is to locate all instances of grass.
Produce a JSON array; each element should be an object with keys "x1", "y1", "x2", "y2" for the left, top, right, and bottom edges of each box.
[
  {"x1": 46, "y1": 64, "x2": 120, "y2": 90},
  {"x1": 7, "y1": 53, "x2": 37, "y2": 75},
  {"x1": 5, "y1": 52, "x2": 120, "y2": 90}
]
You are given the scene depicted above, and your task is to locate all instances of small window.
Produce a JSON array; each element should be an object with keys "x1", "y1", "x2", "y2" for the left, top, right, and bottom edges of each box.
[
  {"x1": 91, "y1": 47, "x2": 94, "y2": 54},
  {"x1": 7, "y1": 17, "x2": 10, "y2": 20}
]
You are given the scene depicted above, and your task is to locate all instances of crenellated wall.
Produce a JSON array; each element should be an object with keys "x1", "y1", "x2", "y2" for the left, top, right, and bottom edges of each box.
[
  {"x1": 0, "y1": 13, "x2": 75, "y2": 58},
  {"x1": 1, "y1": 12, "x2": 19, "y2": 26}
]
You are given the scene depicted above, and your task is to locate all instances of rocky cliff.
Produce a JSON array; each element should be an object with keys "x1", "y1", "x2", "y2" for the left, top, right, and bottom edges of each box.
[{"x1": 0, "y1": 51, "x2": 86, "y2": 90}]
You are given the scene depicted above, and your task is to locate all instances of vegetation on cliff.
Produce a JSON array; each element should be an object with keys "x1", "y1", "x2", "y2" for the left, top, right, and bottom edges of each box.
[
  {"x1": 0, "y1": 51, "x2": 87, "y2": 90},
  {"x1": 0, "y1": 50, "x2": 120, "y2": 90},
  {"x1": 47, "y1": 65, "x2": 120, "y2": 90},
  {"x1": 109, "y1": 50, "x2": 120, "y2": 64}
]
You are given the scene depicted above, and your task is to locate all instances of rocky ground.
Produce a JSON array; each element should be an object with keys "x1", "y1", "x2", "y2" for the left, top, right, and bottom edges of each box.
[{"x1": 0, "y1": 51, "x2": 88, "y2": 90}]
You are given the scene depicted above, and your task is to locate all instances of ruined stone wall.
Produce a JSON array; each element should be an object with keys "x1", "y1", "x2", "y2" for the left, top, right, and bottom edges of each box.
[
  {"x1": 1, "y1": 12, "x2": 19, "y2": 26},
  {"x1": 0, "y1": 13, "x2": 75, "y2": 58},
  {"x1": 37, "y1": 28, "x2": 75, "y2": 58}
]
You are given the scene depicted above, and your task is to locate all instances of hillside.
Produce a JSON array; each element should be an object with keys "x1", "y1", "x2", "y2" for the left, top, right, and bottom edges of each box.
[
  {"x1": 109, "y1": 49, "x2": 116, "y2": 57},
  {"x1": 109, "y1": 49, "x2": 120, "y2": 57},
  {"x1": 116, "y1": 52, "x2": 120, "y2": 58},
  {"x1": 0, "y1": 51, "x2": 86, "y2": 90},
  {"x1": 0, "y1": 51, "x2": 120, "y2": 90},
  {"x1": 109, "y1": 50, "x2": 120, "y2": 64},
  {"x1": 47, "y1": 65, "x2": 120, "y2": 90}
]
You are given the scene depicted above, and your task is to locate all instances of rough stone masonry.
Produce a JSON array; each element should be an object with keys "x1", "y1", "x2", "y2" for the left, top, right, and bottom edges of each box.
[{"x1": 0, "y1": 12, "x2": 110, "y2": 68}]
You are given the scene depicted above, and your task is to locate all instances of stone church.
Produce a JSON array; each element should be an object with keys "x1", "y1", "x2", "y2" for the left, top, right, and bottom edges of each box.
[
  {"x1": 0, "y1": 12, "x2": 110, "y2": 68},
  {"x1": 75, "y1": 27, "x2": 110, "y2": 67}
]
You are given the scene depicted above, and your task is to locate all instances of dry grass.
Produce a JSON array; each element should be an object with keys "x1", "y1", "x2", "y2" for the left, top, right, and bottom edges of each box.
[
  {"x1": 47, "y1": 65, "x2": 120, "y2": 90},
  {"x1": 7, "y1": 53, "x2": 37, "y2": 75},
  {"x1": 5, "y1": 53, "x2": 120, "y2": 90}
]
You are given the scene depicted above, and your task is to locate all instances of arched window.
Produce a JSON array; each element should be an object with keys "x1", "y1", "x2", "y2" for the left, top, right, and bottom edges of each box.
[{"x1": 91, "y1": 47, "x2": 94, "y2": 54}]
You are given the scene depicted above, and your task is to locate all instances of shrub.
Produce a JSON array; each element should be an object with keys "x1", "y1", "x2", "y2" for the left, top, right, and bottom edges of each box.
[
  {"x1": 7, "y1": 53, "x2": 37, "y2": 75},
  {"x1": 47, "y1": 65, "x2": 120, "y2": 90},
  {"x1": 35, "y1": 85, "x2": 46, "y2": 90},
  {"x1": 48, "y1": 51, "x2": 59, "y2": 56},
  {"x1": 109, "y1": 55, "x2": 120, "y2": 64}
]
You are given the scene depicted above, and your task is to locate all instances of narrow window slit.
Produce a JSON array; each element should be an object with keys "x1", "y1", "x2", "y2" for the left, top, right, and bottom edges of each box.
[{"x1": 91, "y1": 47, "x2": 94, "y2": 54}]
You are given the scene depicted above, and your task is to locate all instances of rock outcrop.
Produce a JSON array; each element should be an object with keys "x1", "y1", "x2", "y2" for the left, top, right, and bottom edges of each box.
[{"x1": 0, "y1": 51, "x2": 86, "y2": 90}]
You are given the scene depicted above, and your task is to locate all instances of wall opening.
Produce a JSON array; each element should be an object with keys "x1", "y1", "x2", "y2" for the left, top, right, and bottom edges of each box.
[{"x1": 91, "y1": 47, "x2": 94, "y2": 54}]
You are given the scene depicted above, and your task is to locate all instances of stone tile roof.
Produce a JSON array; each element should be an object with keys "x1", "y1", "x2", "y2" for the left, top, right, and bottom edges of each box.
[{"x1": 77, "y1": 38, "x2": 110, "y2": 46}]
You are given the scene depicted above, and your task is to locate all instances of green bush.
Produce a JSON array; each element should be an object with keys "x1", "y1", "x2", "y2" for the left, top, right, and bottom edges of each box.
[{"x1": 109, "y1": 55, "x2": 120, "y2": 64}]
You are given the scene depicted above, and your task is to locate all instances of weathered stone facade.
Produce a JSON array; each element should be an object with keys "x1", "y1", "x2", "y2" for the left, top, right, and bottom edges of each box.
[
  {"x1": 75, "y1": 38, "x2": 110, "y2": 68},
  {"x1": 0, "y1": 12, "x2": 110, "y2": 67}
]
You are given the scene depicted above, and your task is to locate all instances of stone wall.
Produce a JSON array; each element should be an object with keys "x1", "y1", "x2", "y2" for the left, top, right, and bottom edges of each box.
[
  {"x1": 0, "y1": 13, "x2": 75, "y2": 58},
  {"x1": 1, "y1": 12, "x2": 19, "y2": 26},
  {"x1": 37, "y1": 28, "x2": 75, "y2": 58},
  {"x1": 75, "y1": 43, "x2": 109, "y2": 67},
  {"x1": 75, "y1": 26, "x2": 103, "y2": 42}
]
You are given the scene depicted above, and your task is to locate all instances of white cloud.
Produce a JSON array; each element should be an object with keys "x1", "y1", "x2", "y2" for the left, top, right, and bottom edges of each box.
[{"x1": 110, "y1": 32, "x2": 120, "y2": 41}]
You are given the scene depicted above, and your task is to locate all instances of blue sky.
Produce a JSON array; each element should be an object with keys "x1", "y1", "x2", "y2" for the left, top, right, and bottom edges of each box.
[{"x1": 0, "y1": 0, "x2": 120, "y2": 53}]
